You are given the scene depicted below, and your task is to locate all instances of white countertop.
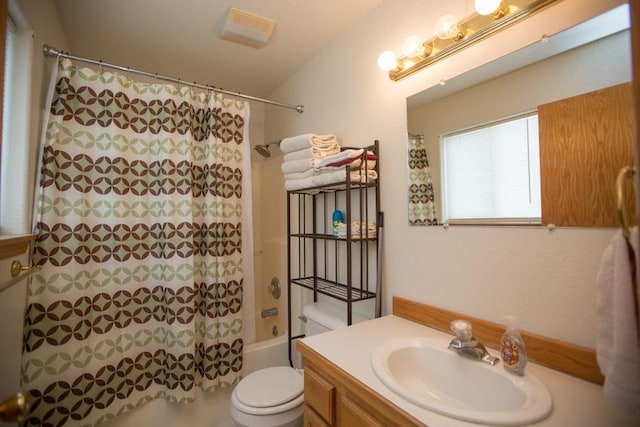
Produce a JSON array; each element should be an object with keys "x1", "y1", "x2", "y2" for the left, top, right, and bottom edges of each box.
[{"x1": 299, "y1": 315, "x2": 639, "y2": 427}]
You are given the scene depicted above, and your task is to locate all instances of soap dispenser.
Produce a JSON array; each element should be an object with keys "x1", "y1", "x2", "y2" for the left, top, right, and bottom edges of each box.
[{"x1": 500, "y1": 315, "x2": 527, "y2": 376}]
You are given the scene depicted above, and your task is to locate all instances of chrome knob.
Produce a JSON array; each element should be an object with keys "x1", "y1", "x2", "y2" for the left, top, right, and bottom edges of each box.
[{"x1": 269, "y1": 277, "x2": 281, "y2": 299}]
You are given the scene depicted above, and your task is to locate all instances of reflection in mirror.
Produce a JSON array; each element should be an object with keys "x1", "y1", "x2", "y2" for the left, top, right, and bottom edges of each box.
[
  {"x1": 408, "y1": 133, "x2": 438, "y2": 225},
  {"x1": 441, "y1": 112, "x2": 541, "y2": 225},
  {"x1": 407, "y1": 4, "x2": 631, "y2": 226}
]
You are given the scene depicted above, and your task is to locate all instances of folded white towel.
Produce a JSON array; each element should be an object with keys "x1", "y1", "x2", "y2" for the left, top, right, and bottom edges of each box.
[
  {"x1": 284, "y1": 168, "x2": 378, "y2": 191},
  {"x1": 281, "y1": 158, "x2": 314, "y2": 175},
  {"x1": 319, "y1": 159, "x2": 377, "y2": 172},
  {"x1": 314, "y1": 149, "x2": 364, "y2": 169},
  {"x1": 284, "y1": 169, "x2": 315, "y2": 181},
  {"x1": 596, "y1": 227, "x2": 640, "y2": 416},
  {"x1": 284, "y1": 175, "x2": 317, "y2": 191},
  {"x1": 284, "y1": 148, "x2": 313, "y2": 162},
  {"x1": 280, "y1": 133, "x2": 341, "y2": 154},
  {"x1": 295, "y1": 169, "x2": 345, "y2": 188},
  {"x1": 280, "y1": 134, "x2": 313, "y2": 153}
]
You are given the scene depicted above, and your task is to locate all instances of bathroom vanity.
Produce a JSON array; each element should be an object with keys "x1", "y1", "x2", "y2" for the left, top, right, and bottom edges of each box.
[
  {"x1": 297, "y1": 299, "x2": 639, "y2": 427},
  {"x1": 301, "y1": 341, "x2": 421, "y2": 427}
]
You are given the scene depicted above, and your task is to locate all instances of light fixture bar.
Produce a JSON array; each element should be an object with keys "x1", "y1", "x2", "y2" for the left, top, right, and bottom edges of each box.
[{"x1": 389, "y1": 0, "x2": 561, "y2": 81}]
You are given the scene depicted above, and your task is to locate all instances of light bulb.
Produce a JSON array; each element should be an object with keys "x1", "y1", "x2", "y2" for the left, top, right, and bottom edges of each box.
[
  {"x1": 377, "y1": 51, "x2": 398, "y2": 71},
  {"x1": 474, "y1": 0, "x2": 503, "y2": 15},
  {"x1": 402, "y1": 36, "x2": 425, "y2": 58},
  {"x1": 434, "y1": 15, "x2": 460, "y2": 40}
]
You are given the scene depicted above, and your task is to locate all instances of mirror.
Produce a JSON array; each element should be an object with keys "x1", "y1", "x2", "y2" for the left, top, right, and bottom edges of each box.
[{"x1": 407, "y1": 5, "x2": 632, "y2": 226}]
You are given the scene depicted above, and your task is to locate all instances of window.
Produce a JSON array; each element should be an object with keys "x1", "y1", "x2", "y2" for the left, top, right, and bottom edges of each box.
[
  {"x1": 441, "y1": 112, "x2": 541, "y2": 224},
  {"x1": 1, "y1": 6, "x2": 33, "y2": 235}
]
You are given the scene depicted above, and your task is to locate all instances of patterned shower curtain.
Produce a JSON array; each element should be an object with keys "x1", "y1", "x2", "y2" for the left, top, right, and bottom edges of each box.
[
  {"x1": 21, "y1": 58, "x2": 246, "y2": 426},
  {"x1": 408, "y1": 134, "x2": 438, "y2": 225}
]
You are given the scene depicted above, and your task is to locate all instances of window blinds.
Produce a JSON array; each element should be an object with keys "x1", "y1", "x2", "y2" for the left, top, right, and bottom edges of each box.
[{"x1": 442, "y1": 113, "x2": 541, "y2": 224}]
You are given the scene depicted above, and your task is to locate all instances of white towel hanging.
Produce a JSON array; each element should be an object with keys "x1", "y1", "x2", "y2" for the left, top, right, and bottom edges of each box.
[{"x1": 596, "y1": 226, "x2": 640, "y2": 416}]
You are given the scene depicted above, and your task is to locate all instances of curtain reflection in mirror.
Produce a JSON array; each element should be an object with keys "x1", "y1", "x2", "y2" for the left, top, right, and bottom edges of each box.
[{"x1": 408, "y1": 133, "x2": 438, "y2": 226}]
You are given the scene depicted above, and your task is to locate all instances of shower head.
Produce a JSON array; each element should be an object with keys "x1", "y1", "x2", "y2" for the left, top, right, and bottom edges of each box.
[
  {"x1": 255, "y1": 144, "x2": 272, "y2": 157},
  {"x1": 254, "y1": 141, "x2": 280, "y2": 158}
]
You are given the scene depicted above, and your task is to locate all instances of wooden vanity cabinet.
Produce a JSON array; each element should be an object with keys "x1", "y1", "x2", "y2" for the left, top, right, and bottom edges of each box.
[
  {"x1": 299, "y1": 341, "x2": 424, "y2": 427},
  {"x1": 304, "y1": 365, "x2": 335, "y2": 426}
]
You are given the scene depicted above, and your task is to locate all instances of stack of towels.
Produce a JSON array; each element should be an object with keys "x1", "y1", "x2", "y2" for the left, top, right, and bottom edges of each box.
[
  {"x1": 334, "y1": 221, "x2": 377, "y2": 239},
  {"x1": 352, "y1": 221, "x2": 377, "y2": 239},
  {"x1": 280, "y1": 134, "x2": 378, "y2": 191}
]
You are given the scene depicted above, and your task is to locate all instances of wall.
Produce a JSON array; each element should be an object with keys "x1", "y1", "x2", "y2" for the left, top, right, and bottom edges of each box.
[
  {"x1": 408, "y1": 30, "x2": 631, "y2": 223},
  {"x1": 266, "y1": 0, "x2": 628, "y2": 349},
  {"x1": 0, "y1": 0, "x2": 68, "y2": 419}
]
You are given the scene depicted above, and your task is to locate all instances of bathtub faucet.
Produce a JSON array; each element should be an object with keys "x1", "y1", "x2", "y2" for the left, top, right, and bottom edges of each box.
[{"x1": 261, "y1": 307, "x2": 278, "y2": 318}]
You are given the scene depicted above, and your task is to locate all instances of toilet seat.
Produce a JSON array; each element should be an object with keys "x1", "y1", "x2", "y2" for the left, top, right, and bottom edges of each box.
[{"x1": 232, "y1": 366, "x2": 304, "y2": 416}]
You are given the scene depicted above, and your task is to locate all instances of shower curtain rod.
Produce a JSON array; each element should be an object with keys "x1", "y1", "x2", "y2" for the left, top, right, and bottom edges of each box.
[{"x1": 42, "y1": 45, "x2": 305, "y2": 114}]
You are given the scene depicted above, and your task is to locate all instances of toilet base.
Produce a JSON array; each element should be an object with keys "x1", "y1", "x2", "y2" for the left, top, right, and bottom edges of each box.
[{"x1": 230, "y1": 403, "x2": 303, "y2": 427}]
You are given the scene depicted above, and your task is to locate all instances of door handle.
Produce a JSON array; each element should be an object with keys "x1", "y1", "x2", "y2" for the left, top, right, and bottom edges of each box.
[{"x1": 0, "y1": 393, "x2": 28, "y2": 422}]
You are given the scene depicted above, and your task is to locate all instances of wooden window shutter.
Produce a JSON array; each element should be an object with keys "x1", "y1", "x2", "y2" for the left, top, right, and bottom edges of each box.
[{"x1": 539, "y1": 82, "x2": 634, "y2": 227}]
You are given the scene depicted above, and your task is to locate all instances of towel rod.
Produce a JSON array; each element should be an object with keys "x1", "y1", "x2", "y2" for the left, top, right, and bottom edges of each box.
[{"x1": 616, "y1": 165, "x2": 635, "y2": 239}]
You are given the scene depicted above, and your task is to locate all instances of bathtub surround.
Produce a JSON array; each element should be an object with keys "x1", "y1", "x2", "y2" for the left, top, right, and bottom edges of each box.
[{"x1": 22, "y1": 58, "x2": 249, "y2": 426}]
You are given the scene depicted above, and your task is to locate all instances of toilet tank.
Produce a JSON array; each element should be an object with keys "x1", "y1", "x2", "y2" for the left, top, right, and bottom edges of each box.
[{"x1": 303, "y1": 301, "x2": 369, "y2": 337}]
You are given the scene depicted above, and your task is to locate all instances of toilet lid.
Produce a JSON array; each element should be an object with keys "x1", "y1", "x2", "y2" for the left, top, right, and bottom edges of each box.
[{"x1": 235, "y1": 366, "x2": 303, "y2": 408}]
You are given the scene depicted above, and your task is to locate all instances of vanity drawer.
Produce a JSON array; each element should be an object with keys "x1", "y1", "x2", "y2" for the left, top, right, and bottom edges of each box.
[
  {"x1": 304, "y1": 365, "x2": 336, "y2": 425},
  {"x1": 339, "y1": 393, "x2": 385, "y2": 427}
]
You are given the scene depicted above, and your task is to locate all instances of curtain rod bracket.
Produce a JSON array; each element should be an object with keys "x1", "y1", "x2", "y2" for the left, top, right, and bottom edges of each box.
[{"x1": 43, "y1": 44, "x2": 60, "y2": 58}]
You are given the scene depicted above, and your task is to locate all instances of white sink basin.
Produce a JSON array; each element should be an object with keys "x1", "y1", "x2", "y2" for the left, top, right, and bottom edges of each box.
[{"x1": 371, "y1": 336, "x2": 552, "y2": 426}]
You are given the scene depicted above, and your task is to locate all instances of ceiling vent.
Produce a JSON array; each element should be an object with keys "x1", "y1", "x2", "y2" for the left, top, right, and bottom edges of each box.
[{"x1": 219, "y1": 8, "x2": 277, "y2": 49}]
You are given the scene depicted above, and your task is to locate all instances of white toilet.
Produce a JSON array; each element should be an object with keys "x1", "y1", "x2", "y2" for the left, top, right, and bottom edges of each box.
[{"x1": 230, "y1": 301, "x2": 366, "y2": 427}]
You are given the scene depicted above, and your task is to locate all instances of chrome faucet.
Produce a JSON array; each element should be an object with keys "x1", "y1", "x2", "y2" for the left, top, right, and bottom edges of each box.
[{"x1": 448, "y1": 319, "x2": 499, "y2": 366}]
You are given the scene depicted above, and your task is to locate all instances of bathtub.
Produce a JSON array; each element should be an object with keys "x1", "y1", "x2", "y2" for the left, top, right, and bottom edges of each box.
[{"x1": 242, "y1": 331, "x2": 291, "y2": 376}]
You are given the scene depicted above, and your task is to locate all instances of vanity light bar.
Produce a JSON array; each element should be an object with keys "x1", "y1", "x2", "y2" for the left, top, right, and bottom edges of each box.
[{"x1": 388, "y1": 0, "x2": 561, "y2": 81}]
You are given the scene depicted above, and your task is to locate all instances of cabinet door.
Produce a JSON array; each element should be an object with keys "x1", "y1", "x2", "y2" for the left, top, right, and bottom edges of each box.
[
  {"x1": 539, "y1": 83, "x2": 634, "y2": 227},
  {"x1": 304, "y1": 366, "x2": 336, "y2": 425},
  {"x1": 339, "y1": 393, "x2": 385, "y2": 427},
  {"x1": 304, "y1": 404, "x2": 332, "y2": 427}
]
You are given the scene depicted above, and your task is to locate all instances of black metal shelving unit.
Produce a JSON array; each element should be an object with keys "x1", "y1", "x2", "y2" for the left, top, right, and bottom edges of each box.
[{"x1": 287, "y1": 140, "x2": 381, "y2": 366}]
